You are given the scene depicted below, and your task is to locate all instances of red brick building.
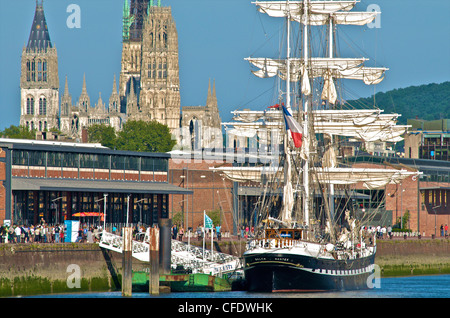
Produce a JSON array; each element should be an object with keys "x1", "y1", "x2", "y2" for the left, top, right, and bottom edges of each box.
[
  {"x1": 168, "y1": 159, "x2": 234, "y2": 234},
  {"x1": 349, "y1": 156, "x2": 450, "y2": 237}
]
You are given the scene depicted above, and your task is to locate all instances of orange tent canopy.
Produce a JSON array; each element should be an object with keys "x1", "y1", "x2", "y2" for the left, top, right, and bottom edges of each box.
[{"x1": 72, "y1": 212, "x2": 104, "y2": 221}]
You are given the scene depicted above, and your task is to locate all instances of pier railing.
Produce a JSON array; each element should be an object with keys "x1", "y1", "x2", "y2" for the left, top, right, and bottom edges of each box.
[{"x1": 99, "y1": 230, "x2": 242, "y2": 275}]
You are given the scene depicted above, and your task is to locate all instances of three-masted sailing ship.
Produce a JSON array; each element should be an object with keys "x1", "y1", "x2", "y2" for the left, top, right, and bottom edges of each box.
[{"x1": 213, "y1": 0, "x2": 421, "y2": 292}]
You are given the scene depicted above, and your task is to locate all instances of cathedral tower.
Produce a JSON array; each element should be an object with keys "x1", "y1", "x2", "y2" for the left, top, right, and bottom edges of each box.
[
  {"x1": 119, "y1": 0, "x2": 149, "y2": 111},
  {"x1": 20, "y1": 0, "x2": 59, "y2": 132},
  {"x1": 119, "y1": 0, "x2": 180, "y2": 134}
]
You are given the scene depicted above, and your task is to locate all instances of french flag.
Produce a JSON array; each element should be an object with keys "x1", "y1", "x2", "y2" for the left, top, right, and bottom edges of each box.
[{"x1": 282, "y1": 105, "x2": 303, "y2": 148}]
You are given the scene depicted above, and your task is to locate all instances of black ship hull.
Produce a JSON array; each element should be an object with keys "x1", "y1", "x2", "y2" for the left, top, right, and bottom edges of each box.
[{"x1": 244, "y1": 249, "x2": 376, "y2": 292}]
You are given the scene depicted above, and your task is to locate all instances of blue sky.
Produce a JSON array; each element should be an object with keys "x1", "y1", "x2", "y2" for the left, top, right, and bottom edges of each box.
[{"x1": 0, "y1": 0, "x2": 449, "y2": 131}]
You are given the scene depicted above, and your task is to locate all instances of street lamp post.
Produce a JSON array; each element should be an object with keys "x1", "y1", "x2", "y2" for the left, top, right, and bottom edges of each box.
[
  {"x1": 126, "y1": 194, "x2": 131, "y2": 227},
  {"x1": 135, "y1": 198, "x2": 145, "y2": 225},
  {"x1": 95, "y1": 194, "x2": 108, "y2": 230},
  {"x1": 432, "y1": 205, "x2": 441, "y2": 237},
  {"x1": 51, "y1": 197, "x2": 63, "y2": 224}
]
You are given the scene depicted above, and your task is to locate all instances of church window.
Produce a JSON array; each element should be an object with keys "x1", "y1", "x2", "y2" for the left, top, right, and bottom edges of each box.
[
  {"x1": 158, "y1": 63, "x2": 162, "y2": 78},
  {"x1": 148, "y1": 63, "x2": 156, "y2": 79},
  {"x1": 163, "y1": 32, "x2": 168, "y2": 48},
  {"x1": 26, "y1": 61, "x2": 31, "y2": 81},
  {"x1": 31, "y1": 60, "x2": 36, "y2": 81},
  {"x1": 26, "y1": 97, "x2": 34, "y2": 115},
  {"x1": 39, "y1": 97, "x2": 47, "y2": 115},
  {"x1": 37, "y1": 60, "x2": 42, "y2": 81},
  {"x1": 39, "y1": 121, "x2": 42, "y2": 131},
  {"x1": 42, "y1": 60, "x2": 47, "y2": 82}
]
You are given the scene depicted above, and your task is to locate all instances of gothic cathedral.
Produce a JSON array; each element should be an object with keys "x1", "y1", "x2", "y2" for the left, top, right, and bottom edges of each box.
[{"x1": 20, "y1": 0, "x2": 221, "y2": 149}]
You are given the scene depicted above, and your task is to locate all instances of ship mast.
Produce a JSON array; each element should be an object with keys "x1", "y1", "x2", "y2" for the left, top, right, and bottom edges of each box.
[
  {"x1": 302, "y1": 0, "x2": 310, "y2": 229},
  {"x1": 281, "y1": 0, "x2": 293, "y2": 224}
]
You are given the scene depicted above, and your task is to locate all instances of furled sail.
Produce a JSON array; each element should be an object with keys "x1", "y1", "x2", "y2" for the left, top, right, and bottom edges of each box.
[
  {"x1": 210, "y1": 166, "x2": 421, "y2": 190},
  {"x1": 246, "y1": 57, "x2": 367, "y2": 76},
  {"x1": 290, "y1": 11, "x2": 379, "y2": 26},
  {"x1": 232, "y1": 109, "x2": 389, "y2": 123},
  {"x1": 253, "y1": 1, "x2": 358, "y2": 17},
  {"x1": 314, "y1": 66, "x2": 388, "y2": 85},
  {"x1": 314, "y1": 167, "x2": 421, "y2": 189},
  {"x1": 209, "y1": 166, "x2": 281, "y2": 183},
  {"x1": 246, "y1": 57, "x2": 386, "y2": 85},
  {"x1": 321, "y1": 71, "x2": 337, "y2": 104}
]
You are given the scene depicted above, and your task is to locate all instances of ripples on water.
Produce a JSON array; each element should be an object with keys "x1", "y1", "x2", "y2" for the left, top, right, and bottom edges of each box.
[{"x1": 29, "y1": 274, "x2": 450, "y2": 298}]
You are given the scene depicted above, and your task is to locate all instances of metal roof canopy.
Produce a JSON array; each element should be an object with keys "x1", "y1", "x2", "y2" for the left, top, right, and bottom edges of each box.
[{"x1": 12, "y1": 177, "x2": 192, "y2": 195}]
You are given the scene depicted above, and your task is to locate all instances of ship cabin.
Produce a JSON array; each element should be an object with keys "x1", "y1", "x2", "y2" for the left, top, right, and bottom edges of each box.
[{"x1": 265, "y1": 228, "x2": 303, "y2": 240}]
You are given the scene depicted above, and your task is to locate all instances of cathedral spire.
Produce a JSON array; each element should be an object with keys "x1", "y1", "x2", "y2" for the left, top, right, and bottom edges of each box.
[
  {"x1": 206, "y1": 79, "x2": 218, "y2": 109},
  {"x1": 112, "y1": 74, "x2": 118, "y2": 94},
  {"x1": 27, "y1": 0, "x2": 52, "y2": 51},
  {"x1": 64, "y1": 75, "x2": 70, "y2": 95},
  {"x1": 78, "y1": 73, "x2": 90, "y2": 112},
  {"x1": 109, "y1": 74, "x2": 120, "y2": 113},
  {"x1": 82, "y1": 73, "x2": 87, "y2": 94},
  {"x1": 61, "y1": 75, "x2": 72, "y2": 117}
]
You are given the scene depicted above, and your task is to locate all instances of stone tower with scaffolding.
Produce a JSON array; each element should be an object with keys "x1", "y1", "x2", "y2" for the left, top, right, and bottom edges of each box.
[{"x1": 120, "y1": 0, "x2": 181, "y2": 134}]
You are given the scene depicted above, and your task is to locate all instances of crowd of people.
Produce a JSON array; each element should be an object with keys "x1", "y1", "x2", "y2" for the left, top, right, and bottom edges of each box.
[{"x1": 0, "y1": 218, "x2": 103, "y2": 244}]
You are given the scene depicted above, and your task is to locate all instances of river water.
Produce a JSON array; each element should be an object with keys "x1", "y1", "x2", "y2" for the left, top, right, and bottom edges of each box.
[{"x1": 29, "y1": 274, "x2": 450, "y2": 298}]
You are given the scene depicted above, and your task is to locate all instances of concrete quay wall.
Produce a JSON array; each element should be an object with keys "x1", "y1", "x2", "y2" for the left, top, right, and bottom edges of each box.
[
  {"x1": 1, "y1": 239, "x2": 449, "y2": 296},
  {"x1": 0, "y1": 243, "x2": 147, "y2": 297}
]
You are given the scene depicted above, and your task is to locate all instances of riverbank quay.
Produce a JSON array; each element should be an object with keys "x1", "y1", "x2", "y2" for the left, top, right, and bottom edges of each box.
[
  {"x1": 0, "y1": 238, "x2": 449, "y2": 297},
  {"x1": 0, "y1": 242, "x2": 147, "y2": 297}
]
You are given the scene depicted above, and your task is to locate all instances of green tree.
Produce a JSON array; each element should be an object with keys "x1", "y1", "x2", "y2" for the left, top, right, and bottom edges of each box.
[
  {"x1": 87, "y1": 124, "x2": 117, "y2": 148},
  {"x1": 0, "y1": 125, "x2": 36, "y2": 139},
  {"x1": 115, "y1": 120, "x2": 176, "y2": 152},
  {"x1": 207, "y1": 209, "x2": 221, "y2": 226}
]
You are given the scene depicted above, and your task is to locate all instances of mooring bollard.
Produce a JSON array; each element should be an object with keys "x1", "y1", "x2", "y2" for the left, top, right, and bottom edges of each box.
[
  {"x1": 149, "y1": 227, "x2": 160, "y2": 295},
  {"x1": 122, "y1": 227, "x2": 133, "y2": 297}
]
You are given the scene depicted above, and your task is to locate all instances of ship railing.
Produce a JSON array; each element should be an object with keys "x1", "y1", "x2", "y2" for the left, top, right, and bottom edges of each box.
[
  {"x1": 100, "y1": 230, "x2": 241, "y2": 274},
  {"x1": 247, "y1": 238, "x2": 305, "y2": 250}
]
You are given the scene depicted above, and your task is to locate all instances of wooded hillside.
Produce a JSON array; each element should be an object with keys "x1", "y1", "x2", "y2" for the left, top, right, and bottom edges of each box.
[{"x1": 345, "y1": 81, "x2": 450, "y2": 124}]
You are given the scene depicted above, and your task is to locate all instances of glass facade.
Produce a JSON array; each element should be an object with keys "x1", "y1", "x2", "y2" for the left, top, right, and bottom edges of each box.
[
  {"x1": 13, "y1": 190, "x2": 168, "y2": 228},
  {"x1": 7, "y1": 145, "x2": 174, "y2": 227},
  {"x1": 420, "y1": 135, "x2": 450, "y2": 161},
  {"x1": 11, "y1": 149, "x2": 168, "y2": 180}
]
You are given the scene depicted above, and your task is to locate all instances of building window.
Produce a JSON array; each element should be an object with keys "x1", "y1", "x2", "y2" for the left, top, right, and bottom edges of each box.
[
  {"x1": 26, "y1": 97, "x2": 34, "y2": 115},
  {"x1": 163, "y1": 32, "x2": 168, "y2": 48},
  {"x1": 158, "y1": 63, "x2": 162, "y2": 78},
  {"x1": 42, "y1": 60, "x2": 47, "y2": 82},
  {"x1": 37, "y1": 60, "x2": 42, "y2": 81},
  {"x1": 39, "y1": 97, "x2": 47, "y2": 115},
  {"x1": 12, "y1": 150, "x2": 29, "y2": 166},
  {"x1": 31, "y1": 60, "x2": 36, "y2": 81},
  {"x1": 26, "y1": 61, "x2": 31, "y2": 81},
  {"x1": 148, "y1": 63, "x2": 153, "y2": 79}
]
